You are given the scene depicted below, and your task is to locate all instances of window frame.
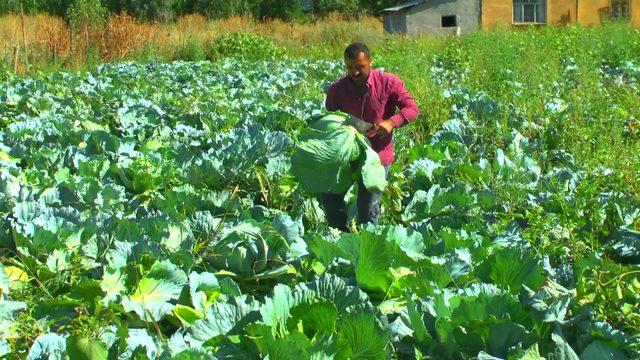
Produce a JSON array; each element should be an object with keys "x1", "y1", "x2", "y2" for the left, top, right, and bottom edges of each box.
[
  {"x1": 512, "y1": 0, "x2": 547, "y2": 25},
  {"x1": 610, "y1": 0, "x2": 631, "y2": 21}
]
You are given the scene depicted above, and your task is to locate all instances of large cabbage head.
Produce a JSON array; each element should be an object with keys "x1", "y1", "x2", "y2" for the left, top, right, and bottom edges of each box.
[
  {"x1": 291, "y1": 113, "x2": 387, "y2": 194},
  {"x1": 210, "y1": 222, "x2": 268, "y2": 277}
]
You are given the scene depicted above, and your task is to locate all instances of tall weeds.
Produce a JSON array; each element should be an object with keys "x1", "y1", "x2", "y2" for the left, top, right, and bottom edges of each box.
[{"x1": 0, "y1": 12, "x2": 383, "y2": 72}]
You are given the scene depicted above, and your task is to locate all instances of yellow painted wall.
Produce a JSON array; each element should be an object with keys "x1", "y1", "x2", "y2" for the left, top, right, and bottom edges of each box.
[
  {"x1": 577, "y1": 0, "x2": 640, "y2": 27},
  {"x1": 549, "y1": 0, "x2": 576, "y2": 24},
  {"x1": 482, "y1": 0, "x2": 640, "y2": 28},
  {"x1": 481, "y1": 0, "x2": 513, "y2": 28},
  {"x1": 577, "y1": 0, "x2": 611, "y2": 25},
  {"x1": 633, "y1": 0, "x2": 640, "y2": 27}
]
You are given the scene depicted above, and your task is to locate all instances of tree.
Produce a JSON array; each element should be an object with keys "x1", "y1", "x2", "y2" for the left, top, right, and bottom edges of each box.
[
  {"x1": 100, "y1": 0, "x2": 126, "y2": 15},
  {"x1": 359, "y1": 0, "x2": 406, "y2": 15},
  {"x1": 313, "y1": 0, "x2": 361, "y2": 17},
  {"x1": 258, "y1": 0, "x2": 305, "y2": 21},
  {"x1": 124, "y1": 0, "x2": 176, "y2": 22},
  {"x1": 192, "y1": 0, "x2": 259, "y2": 19},
  {"x1": 66, "y1": 0, "x2": 107, "y2": 31},
  {"x1": 173, "y1": 0, "x2": 195, "y2": 16},
  {"x1": 0, "y1": 0, "x2": 75, "y2": 16},
  {"x1": 66, "y1": 0, "x2": 107, "y2": 57}
]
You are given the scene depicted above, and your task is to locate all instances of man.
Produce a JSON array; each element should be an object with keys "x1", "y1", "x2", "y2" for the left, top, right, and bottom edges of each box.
[{"x1": 322, "y1": 42, "x2": 420, "y2": 231}]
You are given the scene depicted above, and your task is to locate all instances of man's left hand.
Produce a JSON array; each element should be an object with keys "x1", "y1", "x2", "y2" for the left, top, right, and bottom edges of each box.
[{"x1": 372, "y1": 119, "x2": 395, "y2": 137}]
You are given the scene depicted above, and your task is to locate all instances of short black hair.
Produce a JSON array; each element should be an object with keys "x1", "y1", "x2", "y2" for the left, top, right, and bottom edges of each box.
[{"x1": 344, "y1": 42, "x2": 371, "y2": 60}]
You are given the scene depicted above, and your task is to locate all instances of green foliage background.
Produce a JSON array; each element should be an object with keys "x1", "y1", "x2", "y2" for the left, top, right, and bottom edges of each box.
[{"x1": 0, "y1": 0, "x2": 407, "y2": 21}]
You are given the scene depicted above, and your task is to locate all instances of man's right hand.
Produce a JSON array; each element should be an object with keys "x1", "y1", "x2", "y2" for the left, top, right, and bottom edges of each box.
[{"x1": 372, "y1": 119, "x2": 395, "y2": 138}]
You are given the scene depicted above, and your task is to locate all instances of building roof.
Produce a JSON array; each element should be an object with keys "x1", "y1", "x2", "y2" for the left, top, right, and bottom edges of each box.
[{"x1": 383, "y1": 0, "x2": 427, "y2": 12}]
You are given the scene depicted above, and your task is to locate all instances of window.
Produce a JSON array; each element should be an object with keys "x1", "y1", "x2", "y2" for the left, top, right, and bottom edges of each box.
[
  {"x1": 441, "y1": 15, "x2": 458, "y2": 27},
  {"x1": 611, "y1": 0, "x2": 630, "y2": 20},
  {"x1": 513, "y1": 0, "x2": 547, "y2": 24}
]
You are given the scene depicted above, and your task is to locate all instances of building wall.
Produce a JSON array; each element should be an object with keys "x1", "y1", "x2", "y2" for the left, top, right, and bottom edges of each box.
[
  {"x1": 632, "y1": 0, "x2": 640, "y2": 27},
  {"x1": 383, "y1": 12, "x2": 408, "y2": 34},
  {"x1": 551, "y1": 0, "x2": 576, "y2": 25},
  {"x1": 481, "y1": 0, "x2": 513, "y2": 27},
  {"x1": 577, "y1": 0, "x2": 612, "y2": 25},
  {"x1": 405, "y1": 0, "x2": 481, "y2": 36},
  {"x1": 386, "y1": 0, "x2": 640, "y2": 35},
  {"x1": 483, "y1": 0, "x2": 640, "y2": 28},
  {"x1": 577, "y1": 0, "x2": 640, "y2": 26},
  {"x1": 482, "y1": 0, "x2": 576, "y2": 27}
]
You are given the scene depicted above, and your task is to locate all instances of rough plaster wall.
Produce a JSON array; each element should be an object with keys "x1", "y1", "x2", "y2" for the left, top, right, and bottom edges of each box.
[
  {"x1": 407, "y1": 0, "x2": 481, "y2": 36},
  {"x1": 384, "y1": 12, "x2": 408, "y2": 34}
]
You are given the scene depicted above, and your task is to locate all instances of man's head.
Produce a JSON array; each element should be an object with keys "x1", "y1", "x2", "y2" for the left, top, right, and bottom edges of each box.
[{"x1": 344, "y1": 42, "x2": 372, "y2": 86}]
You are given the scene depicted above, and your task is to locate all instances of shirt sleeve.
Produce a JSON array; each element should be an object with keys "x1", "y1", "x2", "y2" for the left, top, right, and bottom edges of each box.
[
  {"x1": 388, "y1": 77, "x2": 420, "y2": 128},
  {"x1": 325, "y1": 83, "x2": 339, "y2": 111}
]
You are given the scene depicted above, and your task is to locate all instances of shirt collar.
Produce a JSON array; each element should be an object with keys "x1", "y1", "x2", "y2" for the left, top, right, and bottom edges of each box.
[{"x1": 366, "y1": 68, "x2": 376, "y2": 87}]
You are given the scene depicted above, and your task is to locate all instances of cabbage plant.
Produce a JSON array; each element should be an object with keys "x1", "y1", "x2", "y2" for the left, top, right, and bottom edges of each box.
[{"x1": 291, "y1": 113, "x2": 387, "y2": 194}]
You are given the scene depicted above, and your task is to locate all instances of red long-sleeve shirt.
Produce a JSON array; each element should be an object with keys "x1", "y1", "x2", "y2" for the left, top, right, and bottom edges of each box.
[{"x1": 325, "y1": 68, "x2": 420, "y2": 166}]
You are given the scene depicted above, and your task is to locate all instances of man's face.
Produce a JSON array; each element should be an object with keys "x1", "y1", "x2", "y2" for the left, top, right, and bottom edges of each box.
[{"x1": 345, "y1": 52, "x2": 372, "y2": 86}]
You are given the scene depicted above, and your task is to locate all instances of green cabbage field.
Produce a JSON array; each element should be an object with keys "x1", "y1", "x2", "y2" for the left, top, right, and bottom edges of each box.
[{"x1": 0, "y1": 56, "x2": 639, "y2": 359}]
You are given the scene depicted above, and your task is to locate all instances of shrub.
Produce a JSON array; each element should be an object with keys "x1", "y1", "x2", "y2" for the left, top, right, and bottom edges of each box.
[
  {"x1": 134, "y1": 40, "x2": 162, "y2": 62},
  {"x1": 173, "y1": 37, "x2": 206, "y2": 61},
  {"x1": 207, "y1": 32, "x2": 285, "y2": 61},
  {"x1": 66, "y1": 0, "x2": 107, "y2": 31}
]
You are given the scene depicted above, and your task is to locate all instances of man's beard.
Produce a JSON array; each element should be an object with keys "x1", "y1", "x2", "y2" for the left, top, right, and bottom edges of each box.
[{"x1": 351, "y1": 73, "x2": 368, "y2": 84}]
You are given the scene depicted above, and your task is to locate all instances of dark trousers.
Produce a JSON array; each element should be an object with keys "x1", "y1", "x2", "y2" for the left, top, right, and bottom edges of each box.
[{"x1": 320, "y1": 165, "x2": 390, "y2": 231}]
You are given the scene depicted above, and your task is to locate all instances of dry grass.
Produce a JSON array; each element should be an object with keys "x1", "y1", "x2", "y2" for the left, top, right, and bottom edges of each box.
[
  {"x1": 103, "y1": 13, "x2": 157, "y2": 61},
  {"x1": 0, "y1": 14, "x2": 69, "y2": 71},
  {"x1": 254, "y1": 13, "x2": 383, "y2": 46},
  {"x1": 0, "y1": 12, "x2": 384, "y2": 72}
]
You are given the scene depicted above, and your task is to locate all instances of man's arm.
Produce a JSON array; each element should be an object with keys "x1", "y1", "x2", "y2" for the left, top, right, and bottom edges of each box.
[
  {"x1": 388, "y1": 78, "x2": 420, "y2": 128},
  {"x1": 372, "y1": 77, "x2": 420, "y2": 137},
  {"x1": 325, "y1": 83, "x2": 339, "y2": 111}
]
